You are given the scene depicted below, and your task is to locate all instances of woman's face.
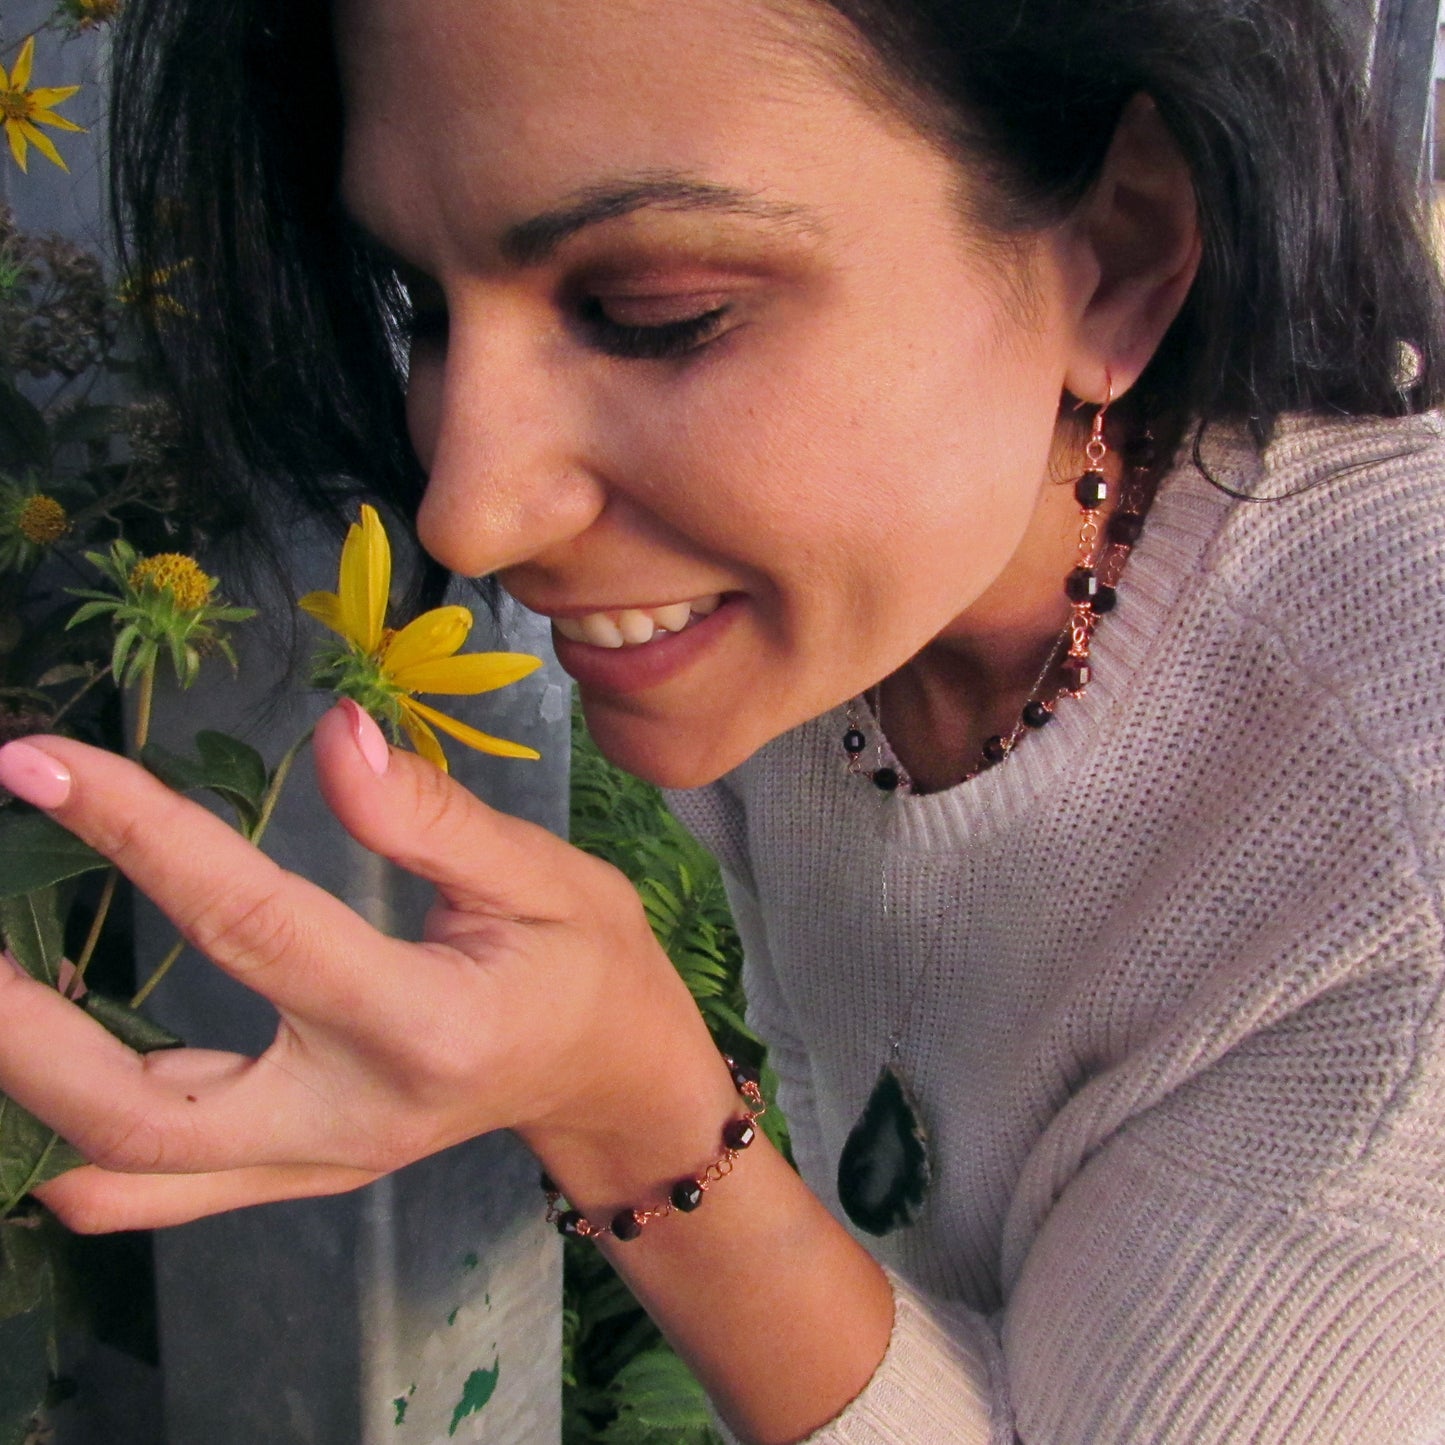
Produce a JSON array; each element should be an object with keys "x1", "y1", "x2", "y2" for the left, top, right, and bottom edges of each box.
[{"x1": 337, "y1": 0, "x2": 1098, "y2": 787}]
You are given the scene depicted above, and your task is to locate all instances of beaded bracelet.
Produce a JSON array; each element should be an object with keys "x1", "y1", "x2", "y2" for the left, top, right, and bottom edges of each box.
[{"x1": 542, "y1": 1056, "x2": 767, "y2": 1243}]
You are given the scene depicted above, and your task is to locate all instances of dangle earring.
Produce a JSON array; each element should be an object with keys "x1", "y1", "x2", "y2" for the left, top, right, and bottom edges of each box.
[
  {"x1": 1059, "y1": 383, "x2": 1114, "y2": 695},
  {"x1": 841, "y1": 378, "x2": 1159, "y2": 796}
]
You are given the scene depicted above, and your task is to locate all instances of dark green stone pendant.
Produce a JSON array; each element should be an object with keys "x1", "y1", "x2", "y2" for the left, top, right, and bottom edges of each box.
[{"x1": 837, "y1": 1063, "x2": 932, "y2": 1236}]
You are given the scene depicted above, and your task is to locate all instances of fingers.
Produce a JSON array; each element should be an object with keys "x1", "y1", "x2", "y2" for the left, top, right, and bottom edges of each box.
[
  {"x1": 36, "y1": 1160, "x2": 380, "y2": 1233},
  {"x1": 313, "y1": 700, "x2": 589, "y2": 915},
  {"x1": 0, "y1": 732, "x2": 393, "y2": 1020},
  {"x1": 0, "y1": 965, "x2": 410, "y2": 1176}
]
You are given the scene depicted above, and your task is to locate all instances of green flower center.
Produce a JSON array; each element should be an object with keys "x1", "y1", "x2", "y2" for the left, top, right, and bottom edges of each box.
[{"x1": 0, "y1": 89, "x2": 32, "y2": 125}]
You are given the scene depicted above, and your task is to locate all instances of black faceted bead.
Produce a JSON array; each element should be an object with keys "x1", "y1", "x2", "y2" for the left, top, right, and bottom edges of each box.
[
  {"x1": 611, "y1": 1209, "x2": 644, "y2": 1241},
  {"x1": 556, "y1": 1210, "x2": 584, "y2": 1238},
  {"x1": 872, "y1": 767, "x2": 900, "y2": 792},
  {"x1": 1065, "y1": 567, "x2": 1098, "y2": 604},
  {"x1": 723, "y1": 1117, "x2": 757, "y2": 1151},
  {"x1": 1021, "y1": 701, "x2": 1053, "y2": 729},
  {"x1": 842, "y1": 728, "x2": 867, "y2": 755},
  {"x1": 1074, "y1": 471, "x2": 1108, "y2": 510},
  {"x1": 1107, "y1": 511, "x2": 1144, "y2": 547},
  {"x1": 1091, "y1": 585, "x2": 1118, "y2": 615},
  {"x1": 539, "y1": 1171, "x2": 558, "y2": 1195},
  {"x1": 982, "y1": 735, "x2": 1008, "y2": 764},
  {"x1": 670, "y1": 1178, "x2": 705, "y2": 1212},
  {"x1": 1062, "y1": 656, "x2": 1092, "y2": 690},
  {"x1": 729, "y1": 1059, "x2": 760, "y2": 1092}
]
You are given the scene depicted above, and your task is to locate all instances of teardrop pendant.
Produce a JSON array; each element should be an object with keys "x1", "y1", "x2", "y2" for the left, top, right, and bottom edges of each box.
[{"x1": 836, "y1": 1063, "x2": 932, "y2": 1236}]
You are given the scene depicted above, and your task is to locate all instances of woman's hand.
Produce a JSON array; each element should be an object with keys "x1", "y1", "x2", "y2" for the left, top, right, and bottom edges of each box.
[{"x1": 0, "y1": 700, "x2": 728, "y2": 1231}]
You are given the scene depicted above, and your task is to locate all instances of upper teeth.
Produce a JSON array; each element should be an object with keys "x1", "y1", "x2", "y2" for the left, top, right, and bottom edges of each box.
[{"x1": 553, "y1": 596, "x2": 720, "y2": 648}]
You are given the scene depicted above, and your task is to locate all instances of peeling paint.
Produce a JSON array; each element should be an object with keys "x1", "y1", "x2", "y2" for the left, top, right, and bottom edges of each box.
[
  {"x1": 448, "y1": 1357, "x2": 500, "y2": 1436},
  {"x1": 393, "y1": 1383, "x2": 417, "y2": 1425}
]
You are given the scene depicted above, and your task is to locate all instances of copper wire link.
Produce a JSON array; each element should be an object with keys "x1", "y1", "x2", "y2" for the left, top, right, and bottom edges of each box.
[{"x1": 542, "y1": 1064, "x2": 767, "y2": 1242}]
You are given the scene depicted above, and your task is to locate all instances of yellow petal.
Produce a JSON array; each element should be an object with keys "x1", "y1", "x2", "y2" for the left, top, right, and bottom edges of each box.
[
  {"x1": 30, "y1": 85, "x2": 81, "y2": 107},
  {"x1": 5, "y1": 121, "x2": 28, "y2": 173},
  {"x1": 297, "y1": 589, "x2": 348, "y2": 639},
  {"x1": 391, "y1": 651, "x2": 543, "y2": 696},
  {"x1": 30, "y1": 108, "x2": 85, "y2": 133},
  {"x1": 12, "y1": 37, "x2": 34, "y2": 91},
  {"x1": 403, "y1": 698, "x2": 541, "y2": 760},
  {"x1": 17, "y1": 120, "x2": 66, "y2": 171},
  {"x1": 398, "y1": 708, "x2": 449, "y2": 772},
  {"x1": 381, "y1": 605, "x2": 473, "y2": 676},
  {"x1": 338, "y1": 504, "x2": 390, "y2": 652}
]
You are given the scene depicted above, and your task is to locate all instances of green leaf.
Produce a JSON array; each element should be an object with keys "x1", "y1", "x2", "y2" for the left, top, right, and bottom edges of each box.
[
  {"x1": 0, "y1": 1094, "x2": 86, "y2": 1217},
  {"x1": 0, "y1": 815, "x2": 106, "y2": 899},
  {"x1": 0, "y1": 1305, "x2": 50, "y2": 1445},
  {"x1": 0, "y1": 1217, "x2": 50, "y2": 1321},
  {"x1": 142, "y1": 730, "x2": 267, "y2": 834},
  {"x1": 0, "y1": 890, "x2": 63, "y2": 988},
  {"x1": 602, "y1": 1348, "x2": 718, "y2": 1443},
  {"x1": 82, "y1": 993, "x2": 184, "y2": 1053},
  {"x1": 0, "y1": 382, "x2": 48, "y2": 472}
]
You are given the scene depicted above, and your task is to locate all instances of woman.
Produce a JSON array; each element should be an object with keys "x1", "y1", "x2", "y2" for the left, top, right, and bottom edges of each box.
[{"x1": 2, "y1": 0, "x2": 1444, "y2": 1440}]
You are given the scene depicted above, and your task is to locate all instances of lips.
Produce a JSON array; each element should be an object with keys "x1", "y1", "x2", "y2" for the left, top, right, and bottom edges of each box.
[
  {"x1": 547, "y1": 592, "x2": 738, "y2": 695},
  {"x1": 551, "y1": 594, "x2": 721, "y2": 648}
]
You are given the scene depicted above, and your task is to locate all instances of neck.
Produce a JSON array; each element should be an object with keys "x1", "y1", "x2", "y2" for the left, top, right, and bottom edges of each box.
[{"x1": 879, "y1": 438, "x2": 1123, "y2": 793}]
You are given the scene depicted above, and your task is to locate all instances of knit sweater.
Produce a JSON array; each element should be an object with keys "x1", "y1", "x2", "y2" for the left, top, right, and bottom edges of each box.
[{"x1": 666, "y1": 413, "x2": 1445, "y2": 1444}]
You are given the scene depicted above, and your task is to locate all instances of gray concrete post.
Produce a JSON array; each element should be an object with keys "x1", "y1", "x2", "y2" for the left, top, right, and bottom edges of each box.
[{"x1": 136, "y1": 575, "x2": 568, "y2": 1445}]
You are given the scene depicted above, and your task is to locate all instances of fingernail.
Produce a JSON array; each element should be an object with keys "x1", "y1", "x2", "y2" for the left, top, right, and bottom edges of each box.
[
  {"x1": 0, "y1": 740, "x2": 72, "y2": 809},
  {"x1": 340, "y1": 699, "x2": 390, "y2": 776}
]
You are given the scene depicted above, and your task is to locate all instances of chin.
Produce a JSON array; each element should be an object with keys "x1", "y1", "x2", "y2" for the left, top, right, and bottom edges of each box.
[{"x1": 579, "y1": 697, "x2": 765, "y2": 791}]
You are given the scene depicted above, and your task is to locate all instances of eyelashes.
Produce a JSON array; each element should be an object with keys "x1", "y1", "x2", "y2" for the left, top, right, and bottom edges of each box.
[
  {"x1": 574, "y1": 296, "x2": 730, "y2": 359},
  {"x1": 400, "y1": 294, "x2": 731, "y2": 362}
]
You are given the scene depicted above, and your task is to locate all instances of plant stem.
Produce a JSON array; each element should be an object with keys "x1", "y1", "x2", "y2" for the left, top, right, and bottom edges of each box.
[
  {"x1": 70, "y1": 866, "x2": 117, "y2": 995},
  {"x1": 249, "y1": 726, "x2": 315, "y2": 847},
  {"x1": 124, "y1": 728, "x2": 313, "y2": 1012},
  {"x1": 49, "y1": 663, "x2": 113, "y2": 730},
  {"x1": 132, "y1": 658, "x2": 156, "y2": 752},
  {"x1": 129, "y1": 936, "x2": 184, "y2": 1011}
]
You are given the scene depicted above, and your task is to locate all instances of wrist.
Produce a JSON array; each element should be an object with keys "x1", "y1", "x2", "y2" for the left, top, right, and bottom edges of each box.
[{"x1": 521, "y1": 1048, "x2": 757, "y2": 1232}]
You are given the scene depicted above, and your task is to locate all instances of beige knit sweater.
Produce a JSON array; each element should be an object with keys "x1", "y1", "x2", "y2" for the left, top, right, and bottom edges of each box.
[{"x1": 667, "y1": 413, "x2": 1445, "y2": 1443}]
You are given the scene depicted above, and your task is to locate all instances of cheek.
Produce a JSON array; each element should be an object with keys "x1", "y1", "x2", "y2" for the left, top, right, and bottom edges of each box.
[{"x1": 404, "y1": 348, "x2": 443, "y2": 471}]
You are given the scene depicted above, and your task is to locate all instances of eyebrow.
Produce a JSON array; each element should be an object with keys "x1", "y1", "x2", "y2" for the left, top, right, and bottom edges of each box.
[
  {"x1": 499, "y1": 174, "x2": 820, "y2": 265},
  {"x1": 343, "y1": 172, "x2": 821, "y2": 274}
]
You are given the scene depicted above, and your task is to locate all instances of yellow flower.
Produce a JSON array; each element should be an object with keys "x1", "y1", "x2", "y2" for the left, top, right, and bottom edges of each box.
[
  {"x1": 0, "y1": 37, "x2": 84, "y2": 174},
  {"x1": 16, "y1": 493, "x2": 68, "y2": 546},
  {"x1": 128, "y1": 552, "x2": 213, "y2": 611},
  {"x1": 299, "y1": 505, "x2": 542, "y2": 770},
  {"x1": 55, "y1": 0, "x2": 122, "y2": 32}
]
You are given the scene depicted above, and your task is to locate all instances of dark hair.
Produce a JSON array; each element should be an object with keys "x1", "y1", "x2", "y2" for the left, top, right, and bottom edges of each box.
[{"x1": 109, "y1": 0, "x2": 1445, "y2": 562}]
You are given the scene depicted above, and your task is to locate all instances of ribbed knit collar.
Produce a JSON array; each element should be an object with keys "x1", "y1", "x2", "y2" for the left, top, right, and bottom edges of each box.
[{"x1": 773, "y1": 413, "x2": 1442, "y2": 854}]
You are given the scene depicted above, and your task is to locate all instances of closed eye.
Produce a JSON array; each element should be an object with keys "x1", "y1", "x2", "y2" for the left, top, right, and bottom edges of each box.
[{"x1": 576, "y1": 296, "x2": 730, "y2": 360}]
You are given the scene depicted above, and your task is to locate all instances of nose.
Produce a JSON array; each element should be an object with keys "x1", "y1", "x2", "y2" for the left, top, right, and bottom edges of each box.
[{"x1": 409, "y1": 301, "x2": 607, "y2": 578}]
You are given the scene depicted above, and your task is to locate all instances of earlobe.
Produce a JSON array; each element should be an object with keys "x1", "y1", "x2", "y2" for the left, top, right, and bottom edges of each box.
[{"x1": 1064, "y1": 93, "x2": 1202, "y2": 403}]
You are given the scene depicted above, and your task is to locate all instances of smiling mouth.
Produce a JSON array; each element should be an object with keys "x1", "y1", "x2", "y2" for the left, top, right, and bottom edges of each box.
[{"x1": 551, "y1": 594, "x2": 722, "y2": 648}]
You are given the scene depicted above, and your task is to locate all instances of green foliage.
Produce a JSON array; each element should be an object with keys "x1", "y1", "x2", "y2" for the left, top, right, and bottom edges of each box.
[
  {"x1": 564, "y1": 706, "x2": 790, "y2": 1445},
  {"x1": 142, "y1": 730, "x2": 269, "y2": 837}
]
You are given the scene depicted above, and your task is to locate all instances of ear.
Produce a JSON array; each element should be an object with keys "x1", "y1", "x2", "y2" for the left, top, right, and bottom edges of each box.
[{"x1": 1062, "y1": 93, "x2": 1201, "y2": 403}]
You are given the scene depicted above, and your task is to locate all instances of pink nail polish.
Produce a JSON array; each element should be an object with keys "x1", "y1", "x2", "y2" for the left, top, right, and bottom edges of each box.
[
  {"x1": 0, "y1": 740, "x2": 72, "y2": 809},
  {"x1": 341, "y1": 699, "x2": 390, "y2": 776}
]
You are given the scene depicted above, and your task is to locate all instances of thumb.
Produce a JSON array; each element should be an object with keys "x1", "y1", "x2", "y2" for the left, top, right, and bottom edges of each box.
[{"x1": 312, "y1": 699, "x2": 576, "y2": 915}]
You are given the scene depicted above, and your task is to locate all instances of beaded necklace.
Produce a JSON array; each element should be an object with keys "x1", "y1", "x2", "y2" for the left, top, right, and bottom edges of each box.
[{"x1": 832, "y1": 413, "x2": 1162, "y2": 1237}]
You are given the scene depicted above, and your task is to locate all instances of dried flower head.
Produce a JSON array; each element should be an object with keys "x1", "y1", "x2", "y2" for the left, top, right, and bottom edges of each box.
[{"x1": 16, "y1": 494, "x2": 68, "y2": 546}]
